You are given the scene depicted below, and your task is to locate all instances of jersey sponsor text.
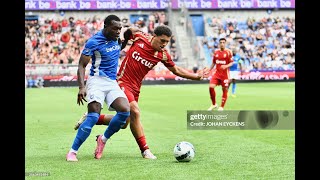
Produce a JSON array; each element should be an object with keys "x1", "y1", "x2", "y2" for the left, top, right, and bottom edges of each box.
[{"x1": 132, "y1": 51, "x2": 154, "y2": 68}]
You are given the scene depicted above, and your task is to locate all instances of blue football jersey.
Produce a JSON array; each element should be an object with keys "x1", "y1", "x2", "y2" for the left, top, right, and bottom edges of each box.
[
  {"x1": 82, "y1": 30, "x2": 121, "y2": 80},
  {"x1": 230, "y1": 54, "x2": 242, "y2": 71}
]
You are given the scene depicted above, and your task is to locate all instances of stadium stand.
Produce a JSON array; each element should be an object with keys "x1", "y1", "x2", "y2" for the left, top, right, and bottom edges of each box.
[
  {"x1": 25, "y1": 1, "x2": 294, "y2": 87},
  {"x1": 202, "y1": 16, "x2": 295, "y2": 71}
]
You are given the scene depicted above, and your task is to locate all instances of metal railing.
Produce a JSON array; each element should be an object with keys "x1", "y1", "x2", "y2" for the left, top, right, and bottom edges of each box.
[
  {"x1": 166, "y1": 1, "x2": 186, "y2": 68},
  {"x1": 25, "y1": 64, "x2": 83, "y2": 76}
]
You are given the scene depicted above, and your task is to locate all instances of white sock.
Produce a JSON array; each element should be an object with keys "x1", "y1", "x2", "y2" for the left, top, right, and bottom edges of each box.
[
  {"x1": 69, "y1": 148, "x2": 78, "y2": 154},
  {"x1": 101, "y1": 135, "x2": 108, "y2": 143}
]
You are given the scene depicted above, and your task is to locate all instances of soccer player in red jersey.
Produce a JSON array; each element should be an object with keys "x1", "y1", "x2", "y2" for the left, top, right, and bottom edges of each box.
[
  {"x1": 75, "y1": 25, "x2": 209, "y2": 159},
  {"x1": 207, "y1": 38, "x2": 234, "y2": 111}
]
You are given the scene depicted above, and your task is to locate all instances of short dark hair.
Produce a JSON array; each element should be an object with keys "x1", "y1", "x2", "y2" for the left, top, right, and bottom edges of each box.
[
  {"x1": 154, "y1": 25, "x2": 172, "y2": 37},
  {"x1": 104, "y1": 15, "x2": 121, "y2": 27},
  {"x1": 219, "y1": 38, "x2": 226, "y2": 42}
]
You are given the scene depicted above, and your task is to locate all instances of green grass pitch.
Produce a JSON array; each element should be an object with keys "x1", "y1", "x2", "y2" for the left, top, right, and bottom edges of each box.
[{"x1": 25, "y1": 82, "x2": 295, "y2": 179}]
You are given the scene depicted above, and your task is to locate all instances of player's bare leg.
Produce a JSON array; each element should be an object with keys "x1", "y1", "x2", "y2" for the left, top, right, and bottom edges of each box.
[
  {"x1": 218, "y1": 86, "x2": 229, "y2": 111},
  {"x1": 129, "y1": 101, "x2": 157, "y2": 159},
  {"x1": 208, "y1": 83, "x2": 218, "y2": 110}
]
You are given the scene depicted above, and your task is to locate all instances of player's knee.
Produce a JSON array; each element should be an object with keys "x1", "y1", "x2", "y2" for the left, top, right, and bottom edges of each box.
[
  {"x1": 130, "y1": 108, "x2": 140, "y2": 120},
  {"x1": 83, "y1": 112, "x2": 100, "y2": 126},
  {"x1": 117, "y1": 102, "x2": 130, "y2": 112},
  {"x1": 88, "y1": 102, "x2": 102, "y2": 113},
  {"x1": 112, "y1": 97, "x2": 130, "y2": 112},
  {"x1": 209, "y1": 84, "x2": 216, "y2": 88}
]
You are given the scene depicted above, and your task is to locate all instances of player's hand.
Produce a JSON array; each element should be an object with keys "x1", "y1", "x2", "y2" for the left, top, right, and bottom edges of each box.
[
  {"x1": 196, "y1": 68, "x2": 207, "y2": 80},
  {"x1": 197, "y1": 67, "x2": 210, "y2": 80},
  {"x1": 202, "y1": 67, "x2": 210, "y2": 78},
  {"x1": 77, "y1": 87, "x2": 87, "y2": 106},
  {"x1": 220, "y1": 65, "x2": 228, "y2": 70}
]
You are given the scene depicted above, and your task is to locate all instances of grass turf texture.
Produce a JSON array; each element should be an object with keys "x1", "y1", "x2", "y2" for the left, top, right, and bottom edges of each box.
[{"x1": 25, "y1": 82, "x2": 295, "y2": 179}]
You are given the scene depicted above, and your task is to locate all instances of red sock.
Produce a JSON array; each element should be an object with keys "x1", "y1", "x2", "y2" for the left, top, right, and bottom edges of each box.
[
  {"x1": 136, "y1": 136, "x2": 149, "y2": 152},
  {"x1": 209, "y1": 87, "x2": 216, "y2": 105},
  {"x1": 96, "y1": 114, "x2": 105, "y2": 125},
  {"x1": 221, "y1": 89, "x2": 228, "y2": 108}
]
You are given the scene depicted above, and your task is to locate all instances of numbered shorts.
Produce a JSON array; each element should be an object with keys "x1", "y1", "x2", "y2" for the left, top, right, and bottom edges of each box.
[
  {"x1": 209, "y1": 76, "x2": 229, "y2": 88},
  {"x1": 86, "y1": 76, "x2": 128, "y2": 111},
  {"x1": 230, "y1": 71, "x2": 240, "y2": 80}
]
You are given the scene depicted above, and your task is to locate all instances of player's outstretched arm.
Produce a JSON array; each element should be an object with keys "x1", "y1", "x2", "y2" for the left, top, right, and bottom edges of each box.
[{"x1": 167, "y1": 65, "x2": 205, "y2": 80}]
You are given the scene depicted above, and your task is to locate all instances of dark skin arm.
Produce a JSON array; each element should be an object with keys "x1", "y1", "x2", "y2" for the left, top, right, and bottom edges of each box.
[
  {"x1": 121, "y1": 28, "x2": 142, "y2": 49},
  {"x1": 77, "y1": 54, "x2": 91, "y2": 105}
]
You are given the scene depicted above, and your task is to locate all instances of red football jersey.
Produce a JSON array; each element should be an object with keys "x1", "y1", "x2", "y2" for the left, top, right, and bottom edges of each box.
[
  {"x1": 212, "y1": 49, "x2": 233, "y2": 79},
  {"x1": 117, "y1": 32, "x2": 175, "y2": 91}
]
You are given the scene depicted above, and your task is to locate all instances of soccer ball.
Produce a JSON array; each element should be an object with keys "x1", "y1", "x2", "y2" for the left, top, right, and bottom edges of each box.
[{"x1": 173, "y1": 141, "x2": 195, "y2": 162}]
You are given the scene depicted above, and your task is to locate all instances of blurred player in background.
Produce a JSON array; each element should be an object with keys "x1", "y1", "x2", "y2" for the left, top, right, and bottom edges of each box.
[
  {"x1": 207, "y1": 38, "x2": 234, "y2": 111},
  {"x1": 75, "y1": 25, "x2": 209, "y2": 159},
  {"x1": 66, "y1": 15, "x2": 130, "y2": 162},
  {"x1": 229, "y1": 49, "x2": 243, "y2": 97}
]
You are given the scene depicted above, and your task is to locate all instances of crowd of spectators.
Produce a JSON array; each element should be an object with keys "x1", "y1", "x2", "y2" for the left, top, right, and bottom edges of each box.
[
  {"x1": 203, "y1": 16, "x2": 295, "y2": 71},
  {"x1": 25, "y1": 11, "x2": 179, "y2": 87},
  {"x1": 25, "y1": 11, "x2": 177, "y2": 67},
  {"x1": 25, "y1": 12, "x2": 295, "y2": 88}
]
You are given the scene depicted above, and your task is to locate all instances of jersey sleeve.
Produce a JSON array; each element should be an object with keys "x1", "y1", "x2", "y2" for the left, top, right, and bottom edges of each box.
[
  {"x1": 161, "y1": 51, "x2": 175, "y2": 67},
  {"x1": 82, "y1": 39, "x2": 96, "y2": 56},
  {"x1": 212, "y1": 50, "x2": 217, "y2": 64}
]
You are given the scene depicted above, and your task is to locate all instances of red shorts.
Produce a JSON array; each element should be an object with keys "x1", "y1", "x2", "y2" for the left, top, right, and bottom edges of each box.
[
  {"x1": 209, "y1": 76, "x2": 230, "y2": 88},
  {"x1": 118, "y1": 83, "x2": 140, "y2": 103}
]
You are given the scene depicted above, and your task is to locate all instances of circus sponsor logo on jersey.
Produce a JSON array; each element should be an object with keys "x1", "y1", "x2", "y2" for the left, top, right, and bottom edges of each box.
[
  {"x1": 106, "y1": 45, "x2": 120, "y2": 52},
  {"x1": 132, "y1": 51, "x2": 154, "y2": 68},
  {"x1": 216, "y1": 60, "x2": 226, "y2": 64}
]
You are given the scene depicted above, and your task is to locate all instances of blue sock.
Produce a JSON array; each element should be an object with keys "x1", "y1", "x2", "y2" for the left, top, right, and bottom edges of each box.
[
  {"x1": 104, "y1": 111, "x2": 130, "y2": 139},
  {"x1": 71, "y1": 112, "x2": 99, "y2": 151},
  {"x1": 232, "y1": 83, "x2": 236, "y2": 94}
]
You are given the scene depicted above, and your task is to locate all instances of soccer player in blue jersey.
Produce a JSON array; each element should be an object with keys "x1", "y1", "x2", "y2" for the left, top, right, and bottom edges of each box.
[
  {"x1": 66, "y1": 15, "x2": 130, "y2": 162},
  {"x1": 229, "y1": 49, "x2": 243, "y2": 98}
]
